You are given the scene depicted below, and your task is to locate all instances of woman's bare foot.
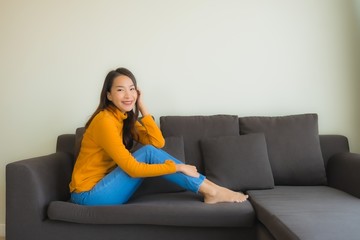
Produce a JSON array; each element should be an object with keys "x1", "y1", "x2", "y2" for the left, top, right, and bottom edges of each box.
[{"x1": 199, "y1": 179, "x2": 249, "y2": 204}]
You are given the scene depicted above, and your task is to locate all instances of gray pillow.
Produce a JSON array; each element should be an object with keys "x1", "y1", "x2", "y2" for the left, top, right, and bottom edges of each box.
[
  {"x1": 200, "y1": 134, "x2": 274, "y2": 192},
  {"x1": 239, "y1": 114, "x2": 327, "y2": 185}
]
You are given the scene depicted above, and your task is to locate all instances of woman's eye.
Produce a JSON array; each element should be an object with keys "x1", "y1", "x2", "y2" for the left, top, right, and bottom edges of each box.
[
  {"x1": 130, "y1": 88, "x2": 136, "y2": 91},
  {"x1": 117, "y1": 89, "x2": 124, "y2": 92}
]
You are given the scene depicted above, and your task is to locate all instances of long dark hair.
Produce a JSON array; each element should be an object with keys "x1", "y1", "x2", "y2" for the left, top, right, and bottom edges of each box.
[{"x1": 86, "y1": 67, "x2": 139, "y2": 150}]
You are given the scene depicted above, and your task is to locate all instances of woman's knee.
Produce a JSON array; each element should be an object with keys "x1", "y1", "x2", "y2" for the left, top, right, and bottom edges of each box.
[
  {"x1": 141, "y1": 144, "x2": 157, "y2": 153},
  {"x1": 133, "y1": 145, "x2": 159, "y2": 162}
]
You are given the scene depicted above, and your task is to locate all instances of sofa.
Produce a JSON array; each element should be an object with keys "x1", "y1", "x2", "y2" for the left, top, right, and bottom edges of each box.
[{"x1": 6, "y1": 113, "x2": 360, "y2": 240}]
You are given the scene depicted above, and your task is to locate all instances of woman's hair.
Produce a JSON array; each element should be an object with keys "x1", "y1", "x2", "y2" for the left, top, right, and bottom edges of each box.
[{"x1": 85, "y1": 67, "x2": 139, "y2": 150}]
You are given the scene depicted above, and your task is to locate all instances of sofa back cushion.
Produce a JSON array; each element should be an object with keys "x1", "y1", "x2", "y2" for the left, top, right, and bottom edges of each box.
[
  {"x1": 160, "y1": 115, "x2": 239, "y2": 174},
  {"x1": 239, "y1": 114, "x2": 327, "y2": 185}
]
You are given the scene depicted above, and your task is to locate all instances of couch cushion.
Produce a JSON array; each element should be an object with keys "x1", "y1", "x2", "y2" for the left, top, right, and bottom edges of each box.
[
  {"x1": 48, "y1": 191, "x2": 255, "y2": 227},
  {"x1": 160, "y1": 115, "x2": 239, "y2": 173},
  {"x1": 200, "y1": 134, "x2": 274, "y2": 192},
  {"x1": 239, "y1": 114, "x2": 327, "y2": 185},
  {"x1": 248, "y1": 186, "x2": 360, "y2": 240}
]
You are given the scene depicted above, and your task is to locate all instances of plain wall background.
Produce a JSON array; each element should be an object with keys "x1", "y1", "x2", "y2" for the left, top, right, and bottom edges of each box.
[{"x1": 1, "y1": 0, "x2": 360, "y2": 232}]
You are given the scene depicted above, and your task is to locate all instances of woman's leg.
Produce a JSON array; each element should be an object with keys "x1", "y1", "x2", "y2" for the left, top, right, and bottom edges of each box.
[
  {"x1": 132, "y1": 145, "x2": 206, "y2": 193},
  {"x1": 135, "y1": 145, "x2": 249, "y2": 204},
  {"x1": 198, "y1": 179, "x2": 249, "y2": 204},
  {"x1": 71, "y1": 145, "x2": 205, "y2": 206},
  {"x1": 71, "y1": 145, "x2": 248, "y2": 205},
  {"x1": 71, "y1": 166, "x2": 143, "y2": 205}
]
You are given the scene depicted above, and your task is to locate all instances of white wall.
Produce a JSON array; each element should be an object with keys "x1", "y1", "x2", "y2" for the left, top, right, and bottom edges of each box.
[{"x1": 1, "y1": 0, "x2": 359, "y2": 229}]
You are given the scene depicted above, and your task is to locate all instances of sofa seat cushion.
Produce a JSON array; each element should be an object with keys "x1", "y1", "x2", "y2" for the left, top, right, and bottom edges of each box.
[
  {"x1": 248, "y1": 186, "x2": 360, "y2": 240},
  {"x1": 48, "y1": 191, "x2": 255, "y2": 227}
]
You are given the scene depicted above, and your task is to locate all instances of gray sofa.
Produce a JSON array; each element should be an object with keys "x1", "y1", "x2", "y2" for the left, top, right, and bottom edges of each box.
[{"x1": 6, "y1": 114, "x2": 360, "y2": 240}]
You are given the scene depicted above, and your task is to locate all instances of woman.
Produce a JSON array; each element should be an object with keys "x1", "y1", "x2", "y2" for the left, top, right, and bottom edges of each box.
[{"x1": 69, "y1": 67, "x2": 248, "y2": 206}]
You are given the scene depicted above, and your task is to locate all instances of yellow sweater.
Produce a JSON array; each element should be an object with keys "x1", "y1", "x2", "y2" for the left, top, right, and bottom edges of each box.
[{"x1": 69, "y1": 106, "x2": 176, "y2": 193}]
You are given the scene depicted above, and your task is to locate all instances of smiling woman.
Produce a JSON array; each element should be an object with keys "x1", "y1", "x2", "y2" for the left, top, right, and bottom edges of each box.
[{"x1": 69, "y1": 67, "x2": 248, "y2": 206}]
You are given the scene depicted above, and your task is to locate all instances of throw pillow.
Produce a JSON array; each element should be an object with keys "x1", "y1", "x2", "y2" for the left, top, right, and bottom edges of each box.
[
  {"x1": 239, "y1": 113, "x2": 327, "y2": 185},
  {"x1": 200, "y1": 134, "x2": 274, "y2": 192}
]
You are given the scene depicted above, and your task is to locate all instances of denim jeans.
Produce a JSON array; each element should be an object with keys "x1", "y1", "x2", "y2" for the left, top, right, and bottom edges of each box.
[{"x1": 71, "y1": 145, "x2": 206, "y2": 205}]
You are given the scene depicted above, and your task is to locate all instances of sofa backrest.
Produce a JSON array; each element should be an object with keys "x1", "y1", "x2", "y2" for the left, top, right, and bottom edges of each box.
[{"x1": 56, "y1": 115, "x2": 350, "y2": 182}]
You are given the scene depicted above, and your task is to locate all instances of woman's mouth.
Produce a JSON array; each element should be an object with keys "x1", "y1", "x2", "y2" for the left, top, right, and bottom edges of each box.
[{"x1": 122, "y1": 101, "x2": 133, "y2": 106}]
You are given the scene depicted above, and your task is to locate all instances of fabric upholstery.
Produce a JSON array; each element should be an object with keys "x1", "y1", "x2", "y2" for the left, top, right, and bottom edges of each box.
[
  {"x1": 200, "y1": 134, "x2": 274, "y2": 192},
  {"x1": 248, "y1": 186, "x2": 360, "y2": 240},
  {"x1": 319, "y1": 135, "x2": 349, "y2": 167},
  {"x1": 48, "y1": 191, "x2": 256, "y2": 227},
  {"x1": 239, "y1": 114, "x2": 327, "y2": 185},
  {"x1": 327, "y1": 152, "x2": 360, "y2": 198},
  {"x1": 56, "y1": 134, "x2": 76, "y2": 156},
  {"x1": 7, "y1": 114, "x2": 357, "y2": 240},
  {"x1": 160, "y1": 115, "x2": 239, "y2": 173},
  {"x1": 6, "y1": 152, "x2": 74, "y2": 239}
]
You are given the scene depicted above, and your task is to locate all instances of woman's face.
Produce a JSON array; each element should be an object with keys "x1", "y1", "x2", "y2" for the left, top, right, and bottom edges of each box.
[{"x1": 107, "y1": 75, "x2": 138, "y2": 113}]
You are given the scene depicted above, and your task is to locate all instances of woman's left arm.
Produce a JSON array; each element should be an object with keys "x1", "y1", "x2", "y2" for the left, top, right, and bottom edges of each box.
[
  {"x1": 134, "y1": 116, "x2": 165, "y2": 148},
  {"x1": 134, "y1": 89, "x2": 165, "y2": 148}
]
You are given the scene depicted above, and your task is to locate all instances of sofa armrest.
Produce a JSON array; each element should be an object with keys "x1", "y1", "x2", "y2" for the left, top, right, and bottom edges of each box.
[
  {"x1": 327, "y1": 152, "x2": 360, "y2": 198},
  {"x1": 319, "y1": 135, "x2": 349, "y2": 167},
  {"x1": 6, "y1": 152, "x2": 73, "y2": 235}
]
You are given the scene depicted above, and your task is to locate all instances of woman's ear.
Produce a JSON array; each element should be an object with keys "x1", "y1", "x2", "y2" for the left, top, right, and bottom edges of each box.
[{"x1": 107, "y1": 92, "x2": 112, "y2": 101}]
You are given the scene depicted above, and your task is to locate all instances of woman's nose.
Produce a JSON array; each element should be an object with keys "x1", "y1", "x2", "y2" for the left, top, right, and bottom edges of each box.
[{"x1": 124, "y1": 90, "x2": 131, "y2": 98}]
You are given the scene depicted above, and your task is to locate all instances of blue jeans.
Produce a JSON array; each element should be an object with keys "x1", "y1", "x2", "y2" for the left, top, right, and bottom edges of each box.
[{"x1": 71, "y1": 145, "x2": 206, "y2": 205}]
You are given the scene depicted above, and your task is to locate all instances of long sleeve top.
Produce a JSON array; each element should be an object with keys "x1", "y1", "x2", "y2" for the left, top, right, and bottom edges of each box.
[{"x1": 69, "y1": 106, "x2": 176, "y2": 193}]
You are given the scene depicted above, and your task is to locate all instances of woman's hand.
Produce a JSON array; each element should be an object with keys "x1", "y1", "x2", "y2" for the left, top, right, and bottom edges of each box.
[
  {"x1": 136, "y1": 89, "x2": 149, "y2": 116},
  {"x1": 176, "y1": 164, "x2": 200, "y2": 178}
]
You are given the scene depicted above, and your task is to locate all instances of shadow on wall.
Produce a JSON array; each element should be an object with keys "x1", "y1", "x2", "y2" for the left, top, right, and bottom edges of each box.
[{"x1": 353, "y1": 0, "x2": 360, "y2": 151}]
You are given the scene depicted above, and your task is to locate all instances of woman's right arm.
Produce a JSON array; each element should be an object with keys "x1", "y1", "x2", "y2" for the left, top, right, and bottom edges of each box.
[{"x1": 91, "y1": 115, "x2": 177, "y2": 178}]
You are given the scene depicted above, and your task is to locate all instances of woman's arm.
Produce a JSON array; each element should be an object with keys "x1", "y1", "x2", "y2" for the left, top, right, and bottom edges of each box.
[
  {"x1": 134, "y1": 89, "x2": 165, "y2": 147},
  {"x1": 92, "y1": 115, "x2": 175, "y2": 178},
  {"x1": 137, "y1": 89, "x2": 149, "y2": 117},
  {"x1": 134, "y1": 116, "x2": 165, "y2": 148}
]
